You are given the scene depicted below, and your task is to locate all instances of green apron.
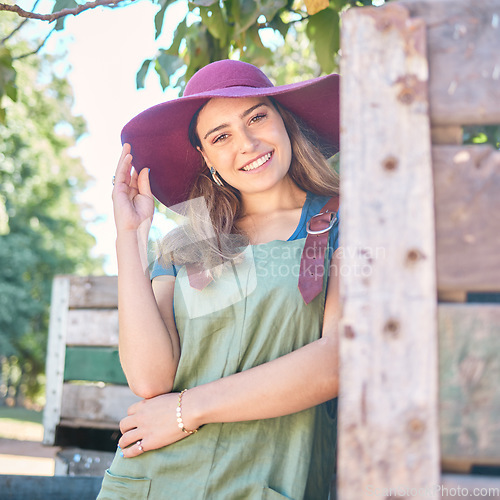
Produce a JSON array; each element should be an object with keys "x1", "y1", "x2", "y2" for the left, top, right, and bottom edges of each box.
[{"x1": 98, "y1": 237, "x2": 337, "y2": 500}]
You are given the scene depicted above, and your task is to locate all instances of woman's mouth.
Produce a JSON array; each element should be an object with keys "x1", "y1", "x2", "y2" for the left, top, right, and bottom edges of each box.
[{"x1": 241, "y1": 152, "x2": 273, "y2": 172}]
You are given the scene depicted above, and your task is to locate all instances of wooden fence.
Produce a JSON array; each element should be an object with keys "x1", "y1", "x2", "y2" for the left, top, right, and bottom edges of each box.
[{"x1": 338, "y1": 1, "x2": 500, "y2": 499}]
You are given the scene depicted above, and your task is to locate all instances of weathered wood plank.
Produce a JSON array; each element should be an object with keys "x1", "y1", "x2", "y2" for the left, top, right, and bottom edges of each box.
[
  {"x1": 433, "y1": 145, "x2": 500, "y2": 292},
  {"x1": 66, "y1": 309, "x2": 119, "y2": 346},
  {"x1": 58, "y1": 418, "x2": 124, "y2": 430},
  {"x1": 64, "y1": 347, "x2": 127, "y2": 385},
  {"x1": 431, "y1": 126, "x2": 463, "y2": 146},
  {"x1": 0, "y1": 476, "x2": 103, "y2": 500},
  {"x1": 60, "y1": 383, "x2": 141, "y2": 427},
  {"x1": 68, "y1": 275, "x2": 118, "y2": 309},
  {"x1": 43, "y1": 276, "x2": 70, "y2": 446},
  {"x1": 439, "y1": 304, "x2": 500, "y2": 471},
  {"x1": 339, "y1": 4, "x2": 440, "y2": 499},
  {"x1": 432, "y1": 128, "x2": 470, "y2": 303},
  {"x1": 401, "y1": 0, "x2": 500, "y2": 125}
]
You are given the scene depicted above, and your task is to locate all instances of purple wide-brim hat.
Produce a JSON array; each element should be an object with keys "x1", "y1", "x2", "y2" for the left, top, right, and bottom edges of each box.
[{"x1": 121, "y1": 59, "x2": 340, "y2": 208}]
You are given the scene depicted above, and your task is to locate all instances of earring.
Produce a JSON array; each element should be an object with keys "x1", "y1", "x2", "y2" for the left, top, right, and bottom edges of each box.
[{"x1": 209, "y1": 166, "x2": 224, "y2": 187}]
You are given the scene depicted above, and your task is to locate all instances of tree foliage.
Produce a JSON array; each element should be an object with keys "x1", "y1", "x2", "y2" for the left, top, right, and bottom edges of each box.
[
  {"x1": 0, "y1": 16, "x2": 102, "y2": 405},
  {"x1": 0, "y1": 0, "x2": 365, "y2": 118},
  {"x1": 137, "y1": 0, "x2": 352, "y2": 95}
]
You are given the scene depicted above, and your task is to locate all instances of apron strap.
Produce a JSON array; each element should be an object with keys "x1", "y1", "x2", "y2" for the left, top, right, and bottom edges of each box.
[{"x1": 298, "y1": 196, "x2": 339, "y2": 304}]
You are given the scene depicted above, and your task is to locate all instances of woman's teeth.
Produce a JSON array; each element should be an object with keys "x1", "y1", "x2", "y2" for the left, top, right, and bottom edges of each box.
[{"x1": 242, "y1": 152, "x2": 272, "y2": 171}]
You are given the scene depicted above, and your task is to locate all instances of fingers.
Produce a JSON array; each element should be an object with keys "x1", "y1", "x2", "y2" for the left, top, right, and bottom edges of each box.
[
  {"x1": 118, "y1": 415, "x2": 146, "y2": 457},
  {"x1": 114, "y1": 143, "x2": 133, "y2": 187},
  {"x1": 118, "y1": 435, "x2": 147, "y2": 458},
  {"x1": 122, "y1": 441, "x2": 146, "y2": 458},
  {"x1": 113, "y1": 144, "x2": 152, "y2": 202},
  {"x1": 118, "y1": 429, "x2": 146, "y2": 457},
  {"x1": 137, "y1": 167, "x2": 153, "y2": 199}
]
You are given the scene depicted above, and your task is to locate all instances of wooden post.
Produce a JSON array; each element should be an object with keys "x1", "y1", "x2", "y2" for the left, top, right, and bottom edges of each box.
[
  {"x1": 339, "y1": 4, "x2": 440, "y2": 499},
  {"x1": 43, "y1": 276, "x2": 70, "y2": 445}
]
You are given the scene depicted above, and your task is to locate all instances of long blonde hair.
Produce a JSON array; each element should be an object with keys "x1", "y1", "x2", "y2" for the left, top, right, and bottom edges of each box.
[{"x1": 158, "y1": 99, "x2": 339, "y2": 271}]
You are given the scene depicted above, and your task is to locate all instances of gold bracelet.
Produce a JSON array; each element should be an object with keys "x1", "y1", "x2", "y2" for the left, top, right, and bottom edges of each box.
[{"x1": 176, "y1": 389, "x2": 198, "y2": 435}]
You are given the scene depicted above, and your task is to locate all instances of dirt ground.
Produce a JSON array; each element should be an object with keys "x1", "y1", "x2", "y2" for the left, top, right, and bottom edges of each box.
[{"x1": 0, "y1": 416, "x2": 59, "y2": 476}]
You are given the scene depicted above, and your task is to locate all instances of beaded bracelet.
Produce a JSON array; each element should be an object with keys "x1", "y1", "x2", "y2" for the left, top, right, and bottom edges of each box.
[{"x1": 176, "y1": 389, "x2": 198, "y2": 435}]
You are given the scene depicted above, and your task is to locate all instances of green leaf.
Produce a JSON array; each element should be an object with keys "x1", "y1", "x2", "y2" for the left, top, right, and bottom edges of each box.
[
  {"x1": 268, "y1": 13, "x2": 289, "y2": 38},
  {"x1": 154, "y1": 51, "x2": 184, "y2": 90},
  {"x1": 136, "y1": 59, "x2": 152, "y2": 89},
  {"x1": 183, "y1": 24, "x2": 214, "y2": 82},
  {"x1": 306, "y1": 7, "x2": 339, "y2": 74},
  {"x1": 154, "y1": 0, "x2": 176, "y2": 39},
  {"x1": 241, "y1": 24, "x2": 273, "y2": 67},
  {"x1": 232, "y1": 0, "x2": 260, "y2": 36},
  {"x1": 472, "y1": 132, "x2": 488, "y2": 144},
  {"x1": 5, "y1": 83, "x2": 18, "y2": 102},
  {"x1": 165, "y1": 18, "x2": 188, "y2": 55},
  {"x1": 259, "y1": 0, "x2": 287, "y2": 23},
  {"x1": 199, "y1": 3, "x2": 229, "y2": 42},
  {"x1": 0, "y1": 46, "x2": 17, "y2": 108},
  {"x1": 52, "y1": 0, "x2": 78, "y2": 30}
]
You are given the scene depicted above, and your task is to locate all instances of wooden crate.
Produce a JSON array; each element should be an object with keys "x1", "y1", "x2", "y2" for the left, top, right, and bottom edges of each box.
[
  {"x1": 43, "y1": 275, "x2": 140, "y2": 472},
  {"x1": 338, "y1": 1, "x2": 500, "y2": 498}
]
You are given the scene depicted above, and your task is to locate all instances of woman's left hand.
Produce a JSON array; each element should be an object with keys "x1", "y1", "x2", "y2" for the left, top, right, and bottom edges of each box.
[{"x1": 118, "y1": 393, "x2": 191, "y2": 458}]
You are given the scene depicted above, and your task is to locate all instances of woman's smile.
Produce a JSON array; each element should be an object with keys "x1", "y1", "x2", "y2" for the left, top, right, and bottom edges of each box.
[{"x1": 240, "y1": 151, "x2": 273, "y2": 172}]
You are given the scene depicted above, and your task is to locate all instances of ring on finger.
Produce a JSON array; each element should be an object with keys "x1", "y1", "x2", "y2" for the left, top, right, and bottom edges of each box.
[
  {"x1": 136, "y1": 440, "x2": 144, "y2": 452},
  {"x1": 112, "y1": 176, "x2": 115, "y2": 186}
]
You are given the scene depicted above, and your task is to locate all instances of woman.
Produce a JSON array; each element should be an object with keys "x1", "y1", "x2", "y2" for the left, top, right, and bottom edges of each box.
[{"x1": 99, "y1": 59, "x2": 341, "y2": 499}]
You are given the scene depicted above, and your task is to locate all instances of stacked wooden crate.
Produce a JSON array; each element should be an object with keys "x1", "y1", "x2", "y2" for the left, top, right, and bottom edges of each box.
[
  {"x1": 43, "y1": 275, "x2": 140, "y2": 476},
  {"x1": 338, "y1": 1, "x2": 500, "y2": 498}
]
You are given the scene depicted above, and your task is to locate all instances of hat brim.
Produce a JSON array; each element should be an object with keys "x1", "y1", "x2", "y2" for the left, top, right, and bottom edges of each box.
[{"x1": 121, "y1": 73, "x2": 340, "y2": 208}]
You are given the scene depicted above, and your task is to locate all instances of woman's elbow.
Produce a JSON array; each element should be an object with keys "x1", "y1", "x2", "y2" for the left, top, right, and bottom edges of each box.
[{"x1": 127, "y1": 378, "x2": 174, "y2": 399}]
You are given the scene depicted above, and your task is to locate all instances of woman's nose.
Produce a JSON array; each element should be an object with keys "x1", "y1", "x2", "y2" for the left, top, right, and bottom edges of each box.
[{"x1": 236, "y1": 128, "x2": 258, "y2": 153}]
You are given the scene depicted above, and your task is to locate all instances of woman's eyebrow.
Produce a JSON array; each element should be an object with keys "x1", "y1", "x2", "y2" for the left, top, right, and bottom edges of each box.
[
  {"x1": 203, "y1": 102, "x2": 268, "y2": 140},
  {"x1": 204, "y1": 123, "x2": 229, "y2": 140},
  {"x1": 241, "y1": 102, "x2": 268, "y2": 118}
]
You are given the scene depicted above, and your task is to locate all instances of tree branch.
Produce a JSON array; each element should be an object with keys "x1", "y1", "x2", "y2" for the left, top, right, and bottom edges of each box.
[
  {"x1": 1, "y1": 0, "x2": 41, "y2": 43},
  {"x1": 1, "y1": 17, "x2": 28, "y2": 43},
  {"x1": 14, "y1": 26, "x2": 56, "y2": 59},
  {"x1": 0, "y1": 0, "x2": 130, "y2": 23}
]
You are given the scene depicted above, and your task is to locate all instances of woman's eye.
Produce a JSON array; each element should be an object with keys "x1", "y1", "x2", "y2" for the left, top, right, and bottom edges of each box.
[
  {"x1": 250, "y1": 113, "x2": 266, "y2": 124},
  {"x1": 213, "y1": 133, "x2": 228, "y2": 144}
]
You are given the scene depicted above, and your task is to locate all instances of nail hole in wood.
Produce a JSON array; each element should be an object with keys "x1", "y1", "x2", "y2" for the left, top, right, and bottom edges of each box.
[{"x1": 382, "y1": 156, "x2": 399, "y2": 171}]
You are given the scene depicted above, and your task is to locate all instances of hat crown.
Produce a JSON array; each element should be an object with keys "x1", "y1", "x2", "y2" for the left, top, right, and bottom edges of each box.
[{"x1": 184, "y1": 60, "x2": 274, "y2": 97}]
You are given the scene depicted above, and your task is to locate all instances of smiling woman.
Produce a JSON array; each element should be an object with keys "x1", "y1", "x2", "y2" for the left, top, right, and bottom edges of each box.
[{"x1": 99, "y1": 59, "x2": 341, "y2": 499}]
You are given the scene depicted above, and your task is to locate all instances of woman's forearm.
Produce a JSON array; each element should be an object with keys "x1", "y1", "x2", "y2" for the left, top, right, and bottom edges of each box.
[
  {"x1": 116, "y1": 225, "x2": 180, "y2": 397},
  {"x1": 183, "y1": 335, "x2": 338, "y2": 430}
]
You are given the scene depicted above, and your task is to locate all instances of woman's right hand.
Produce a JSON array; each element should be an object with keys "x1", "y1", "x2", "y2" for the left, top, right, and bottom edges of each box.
[{"x1": 112, "y1": 143, "x2": 155, "y2": 234}]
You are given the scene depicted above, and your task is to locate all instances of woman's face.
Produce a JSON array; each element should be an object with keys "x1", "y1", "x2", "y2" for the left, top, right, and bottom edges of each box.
[{"x1": 196, "y1": 96, "x2": 292, "y2": 197}]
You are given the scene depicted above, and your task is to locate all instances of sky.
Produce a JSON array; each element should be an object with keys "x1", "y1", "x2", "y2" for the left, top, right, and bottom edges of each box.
[{"x1": 33, "y1": 0, "x2": 189, "y2": 274}]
